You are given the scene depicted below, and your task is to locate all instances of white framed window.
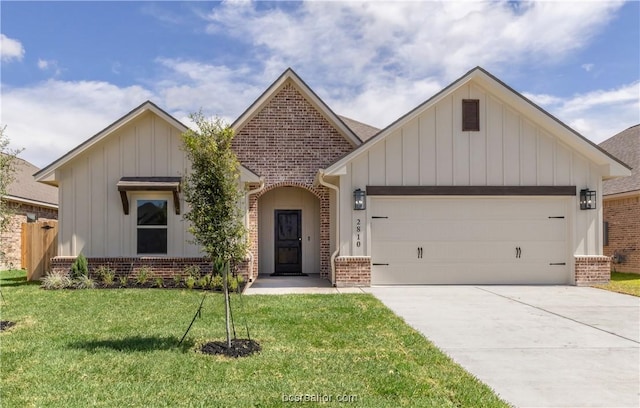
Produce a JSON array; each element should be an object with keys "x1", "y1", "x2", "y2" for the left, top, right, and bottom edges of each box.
[{"x1": 136, "y1": 199, "x2": 168, "y2": 254}]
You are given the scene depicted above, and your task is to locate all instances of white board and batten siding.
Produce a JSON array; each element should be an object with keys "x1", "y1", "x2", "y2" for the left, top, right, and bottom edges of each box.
[
  {"x1": 57, "y1": 111, "x2": 203, "y2": 258},
  {"x1": 339, "y1": 81, "x2": 605, "y2": 284}
]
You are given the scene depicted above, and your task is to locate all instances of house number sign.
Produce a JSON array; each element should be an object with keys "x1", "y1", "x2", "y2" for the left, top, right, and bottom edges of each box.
[{"x1": 355, "y1": 218, "x2": 361, "y2": 248}]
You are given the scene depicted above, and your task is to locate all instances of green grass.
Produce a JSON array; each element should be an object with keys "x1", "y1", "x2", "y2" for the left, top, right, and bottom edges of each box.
[
  {"x1": 593, "y1": 271, "x2": 640, "y2": 297},
  {"x1": 0, "y1": 270, "x2": 509, "y2": 407}
]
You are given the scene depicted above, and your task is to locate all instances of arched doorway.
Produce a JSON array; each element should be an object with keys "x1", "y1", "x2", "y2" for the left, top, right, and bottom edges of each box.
[{"x1": 258, "y1": 186, "x2": 321, "y2": 275}]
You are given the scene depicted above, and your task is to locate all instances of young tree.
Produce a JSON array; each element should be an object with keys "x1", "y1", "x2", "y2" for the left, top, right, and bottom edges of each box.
[
  {"x1": 0, "y1": 126, "x2": 24, "y2": 265},
  {"x1": 181, "y1": 113, "x2": 247, "y2": 348}
]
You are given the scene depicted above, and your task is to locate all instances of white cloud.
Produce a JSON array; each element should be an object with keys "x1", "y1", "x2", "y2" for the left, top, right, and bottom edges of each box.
[
  {"x1": 1, "y1": 34, "x2": 25, "y2": 62},
  {"x1": 581, "y1": 63, "x2": 594, "y2": 72},
  {"x1": 525, "y1": 81, "x2": 640, "y2": 143},
  {"x1": 1, "y1": 80, "x2": 154, "y2": 167}
]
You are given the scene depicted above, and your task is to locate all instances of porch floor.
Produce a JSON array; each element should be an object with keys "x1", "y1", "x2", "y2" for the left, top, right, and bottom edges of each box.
[{"x1": 244, "y1": 274, "x2": 365, "y2": 295}]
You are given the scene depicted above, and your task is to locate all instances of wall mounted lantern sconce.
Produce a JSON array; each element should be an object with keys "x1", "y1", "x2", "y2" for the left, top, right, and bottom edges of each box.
[
  {"x1": 353, "y1": 188, "x2": 366, "y2": 210},
  {"x1": 579, "y1": 189, "x2": 596, "y2": 210}
]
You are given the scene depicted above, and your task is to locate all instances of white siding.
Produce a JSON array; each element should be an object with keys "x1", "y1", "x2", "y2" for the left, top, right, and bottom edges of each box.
[
  {"x1": 56, "y1": 112, "x2": 200, "y2": 257},
  {"x1": 341, "y1": 81, "x2": 606, "y2": 260}
]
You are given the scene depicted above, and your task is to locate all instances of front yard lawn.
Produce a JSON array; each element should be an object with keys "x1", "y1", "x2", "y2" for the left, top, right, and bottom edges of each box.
[
  {"x1": 0, "y1": 270, "x2": 508, "y2": 407},
  {"x1": 593, "y1": 271, "x2": 640, "y2": 297}
]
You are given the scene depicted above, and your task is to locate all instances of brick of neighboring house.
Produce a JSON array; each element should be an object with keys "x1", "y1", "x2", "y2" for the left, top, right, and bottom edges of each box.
[
  {"x1": 603, "y1": 195, "x2": 640, "y2": 273},
  {"x1": 0, "y1": 201, "x2": 58, "y2": 270},
  {"x1": 232, "y1": 81, "x2": 356, "y2": 280},
  {"x1": 574, "y1": 256, "x2": 611, "y2": 286}
]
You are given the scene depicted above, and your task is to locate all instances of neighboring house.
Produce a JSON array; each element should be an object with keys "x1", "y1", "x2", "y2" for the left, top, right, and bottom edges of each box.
[
  {"x1": 0, "y1": 155, "x2": 58, "y2": 269},
  {"x1": 35, "y1": 67, "x2": 630, "y2": 286},
  {"x1": 599, "y1": 125, "x2": 639, "y2": 273}
]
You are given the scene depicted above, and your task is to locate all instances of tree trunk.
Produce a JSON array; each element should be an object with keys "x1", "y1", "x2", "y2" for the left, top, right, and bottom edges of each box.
[{"x1": 223, "y1": 261, "x2": 232, "y2": 349}]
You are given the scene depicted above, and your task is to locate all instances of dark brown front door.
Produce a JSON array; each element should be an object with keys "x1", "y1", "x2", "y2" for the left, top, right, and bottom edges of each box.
[{"x1": 274, "y1": 210, "x2": 302, "y2": 274}]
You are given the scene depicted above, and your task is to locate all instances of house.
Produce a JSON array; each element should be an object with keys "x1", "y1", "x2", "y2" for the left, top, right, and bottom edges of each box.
[
  {"x1": 1, "y1": 155, "x2": 58, "y2": 270},
  {"x1": 599, "y1": 125, "x2": 639, "y2": 273},
  {"x1": 35, "y1": 67, "x2": 631, "y2": 286}
]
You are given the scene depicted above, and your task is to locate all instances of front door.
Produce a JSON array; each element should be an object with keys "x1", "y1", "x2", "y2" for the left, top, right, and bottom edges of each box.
[{"x1": 274, "y1": 210, "x2": 302, "y2": 274}]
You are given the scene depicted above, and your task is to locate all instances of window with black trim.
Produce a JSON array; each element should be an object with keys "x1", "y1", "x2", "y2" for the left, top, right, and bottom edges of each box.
[
  {"x1": 462, "y1": 99, "x2": 480, "y2": 131},
  {"x1": 137, "y1": 199, "x2": 168, "y2": 254}
]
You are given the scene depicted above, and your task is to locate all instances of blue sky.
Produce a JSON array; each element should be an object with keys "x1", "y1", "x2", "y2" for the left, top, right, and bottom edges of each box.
[{"x1": 1, "y1": 1, "x2": 639, "y2": 168}]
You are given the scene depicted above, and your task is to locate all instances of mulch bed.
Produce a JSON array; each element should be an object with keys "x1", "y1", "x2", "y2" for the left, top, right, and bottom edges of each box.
[
  {"x1": 0, "y1": 321, "x2": 16, "y2": 331},
  {"x1": 200, "y1": 339, "x2": 261, "y2": 358}
]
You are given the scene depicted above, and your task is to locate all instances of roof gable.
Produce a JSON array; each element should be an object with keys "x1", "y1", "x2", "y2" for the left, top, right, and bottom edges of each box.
[
  {"x1": 232, "y1": 68, "x2": 362, "y2": 147},
  {"x1": 35, "y1": 101, "x2": 260, "y2": 185},
  {"x1": 325, "y1": 67, "x2": 631, "y2": 179},
  {"x1": 34, "y1": 101, "x2": 187, "y2": 185}
]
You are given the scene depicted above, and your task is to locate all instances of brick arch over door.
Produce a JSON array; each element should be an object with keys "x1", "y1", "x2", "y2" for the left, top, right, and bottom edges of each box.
[{"x1": 247, "y1": 182, "x2": 331, "y2": 279}]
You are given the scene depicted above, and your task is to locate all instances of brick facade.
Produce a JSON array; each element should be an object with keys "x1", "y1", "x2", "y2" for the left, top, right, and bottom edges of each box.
[
  {"x1": 233, "y1": 81, "x2": 355, "y2": 281},
  {"x1": 335, "y1": 256, "x2": 371, "y2": 287},
  {"x1": 574, "y1": 256, "x2": 611, "y2": 286},
  {"x1": 603, "y1": 195, "x2": 640, "y2": 273},
  {"x1": 0, "y1": 201, "x2": 58, "y2": 270}
]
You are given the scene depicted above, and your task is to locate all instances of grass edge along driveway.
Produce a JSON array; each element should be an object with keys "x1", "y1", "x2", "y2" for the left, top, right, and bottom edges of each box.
[
  {"x1": 0, "y1": 270, "x2": 509, "y2": 407},
  {"x1": 593, "y1": 271, "x2": 640, "y2": 297}
]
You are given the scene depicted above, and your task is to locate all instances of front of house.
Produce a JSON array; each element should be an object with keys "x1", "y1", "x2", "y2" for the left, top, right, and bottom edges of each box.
[{"x1": 35, "y1": 67, "x2": 631, "y2": 286}]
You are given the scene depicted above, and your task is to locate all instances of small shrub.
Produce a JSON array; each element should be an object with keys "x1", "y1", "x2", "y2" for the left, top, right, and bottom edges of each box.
[
  {"x1": 74, "y1": 274, "x2": 96, "y2": 289},
  {"x1": 197, "y1": 274, "x2": 212, "y2": 289},
  {"x1": 94, "y1": 265, "x2": 115, "y2": 285},
  {"x1": 210, "y1": 274, "x2": 223, "y2": 290},
  {"x1": 41, "y1": 271, "x2": 73, "y2": 290},
  {"x1": 135, "y1": 267, "x2": 151, "y2": 285},
  {"x1": 172, "y1": 274, "x2": 182, "y2": 287},
  {"x1": 118, "y1": 276, "x2": 129, "y2": 287},
  {"x1": 153, "y1": 277, "x2": 164, "y2": 288},
  {"x1": 213, "y1": 258, "x2": 225, "y2": 275},
  {"x1": 236, "y1": 275, "x2": 244, "y2": 285},
  {"x1": 70, "y1": 254, "x2": 89, "y2": 279},
  {"x1": 185, "y1": 276, "x2": 196, "y2": 290},
  {"x1": 184, "y1": 265, "x2": 201, "y2": 280},
  {"x1": 229, "y1": 277, "x2": 238, "y2": 292}
]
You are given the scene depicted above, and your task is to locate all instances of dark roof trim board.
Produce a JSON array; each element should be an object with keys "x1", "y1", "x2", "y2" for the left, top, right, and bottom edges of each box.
[{"x1": 367, "y1": 185, "x2": 577, "y2": 196}]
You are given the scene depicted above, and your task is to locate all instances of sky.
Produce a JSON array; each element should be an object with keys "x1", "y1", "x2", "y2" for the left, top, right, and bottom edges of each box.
[{"x1": 1, "y1": 1, "x2": 639, "y2": 169}]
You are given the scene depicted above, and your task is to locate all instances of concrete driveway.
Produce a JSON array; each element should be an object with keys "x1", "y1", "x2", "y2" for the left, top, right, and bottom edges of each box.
[{"x1": 365, "y1": 286, "x2": 639, "y2": 408}]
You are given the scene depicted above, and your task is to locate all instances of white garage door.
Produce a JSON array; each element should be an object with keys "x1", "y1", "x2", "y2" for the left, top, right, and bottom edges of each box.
[{"x1": 370, "y1": 197, "x2": 570, "y2": 285}]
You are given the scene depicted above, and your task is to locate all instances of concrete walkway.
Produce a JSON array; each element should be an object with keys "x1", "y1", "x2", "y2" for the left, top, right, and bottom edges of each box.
[
  {"x1": 243, "y1": 274, "x2": 365, "y2": 295},
  {"x1": 365, "y1": 285, "x2": 640, "y2": 408}
]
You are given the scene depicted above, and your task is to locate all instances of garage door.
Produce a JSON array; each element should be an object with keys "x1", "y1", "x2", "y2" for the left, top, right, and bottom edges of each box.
[{"x1": 370, "y1": 197, "x2": 570, "y2": 285}]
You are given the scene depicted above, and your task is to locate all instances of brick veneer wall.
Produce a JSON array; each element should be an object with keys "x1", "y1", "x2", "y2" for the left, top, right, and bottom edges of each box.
[
  {"x1": 234, "y1": 80, "x2": 356, "y2": 280},
  {"x1": 335, "y1": 256, "x2": 371, "y2": 287},
  {"x1": 574, "y1": 256, "x2": 611, "y2": 286},
  {"x1": 51, "y1": 256, "x2": 251, "y2": 281},
  {"x1": 0, "y1": 201, "x2": 58, "y2": 270},
  {"x1": 603, "y1": 195, "x2": 640, "y2": 273}
]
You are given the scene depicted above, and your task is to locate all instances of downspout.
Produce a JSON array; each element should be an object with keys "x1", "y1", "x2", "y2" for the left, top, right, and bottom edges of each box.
[
  {"x1": 245, "y1": 178, "x2": 265, "y2": 282},
  {"x1": 317, "y1": 170, "x2": 339, "y2": 286}
]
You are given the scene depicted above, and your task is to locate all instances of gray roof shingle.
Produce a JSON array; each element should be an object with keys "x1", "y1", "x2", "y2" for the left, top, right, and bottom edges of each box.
[
  {"x1": 2, "y1": 154, "x2": 58, "y2": 206},
  {"x1": 599, "y1": 124, "x2": 639, "y2": 196},
  {"x1": 339, "y1": 116, "x2": 380, "y2": 142}
]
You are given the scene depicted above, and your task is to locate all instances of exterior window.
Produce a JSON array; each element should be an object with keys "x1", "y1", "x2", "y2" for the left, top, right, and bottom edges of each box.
[
  {"x1": 462, "y1": 99, "x2": 480, "y2": 131},
  {"x1": 137, "y1": 199, "x2": 168, "y2": 254}
]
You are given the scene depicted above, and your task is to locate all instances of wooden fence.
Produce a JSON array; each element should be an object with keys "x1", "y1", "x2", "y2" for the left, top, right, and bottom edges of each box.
[{"x1": 21, "y1": 220, "x2": 58, "y2": 281}]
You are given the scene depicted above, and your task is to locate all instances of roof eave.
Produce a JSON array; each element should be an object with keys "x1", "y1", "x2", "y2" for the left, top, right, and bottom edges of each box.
[{"x1": 34, "y1": 101, "x2": 188, "y2": 183}]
